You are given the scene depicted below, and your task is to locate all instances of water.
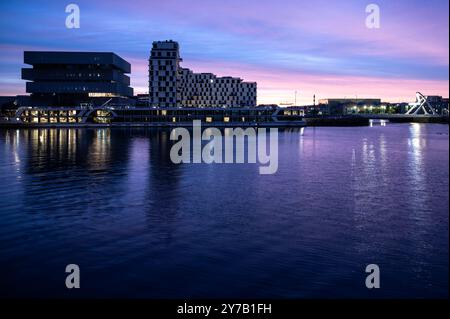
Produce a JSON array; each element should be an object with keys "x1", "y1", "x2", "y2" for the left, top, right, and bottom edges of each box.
[{"x1": 0, "y1": 123, "x2": 448, "y2": 298}]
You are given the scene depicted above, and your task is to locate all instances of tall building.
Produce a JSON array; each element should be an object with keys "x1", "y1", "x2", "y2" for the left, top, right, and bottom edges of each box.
[
  {"x1": 149, "y1": 40, "x2": 257, "y2": 108},
  {"x1": 22, "y1": 51, "x2": 133, "y2": 106},
  {"x1": 148, "y1": 41, "x2": 181, "y2": 108}
]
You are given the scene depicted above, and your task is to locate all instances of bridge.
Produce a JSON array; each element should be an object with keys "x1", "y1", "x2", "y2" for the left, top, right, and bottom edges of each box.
[{"x1": 358, "y1": 92, "x2": 447, "y2": 123}]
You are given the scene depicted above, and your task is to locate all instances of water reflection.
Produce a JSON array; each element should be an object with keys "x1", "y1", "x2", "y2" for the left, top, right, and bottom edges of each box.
[
  {"x1": 0, "y1": 125, "x2": 448, "y2": 298},
  {"x1": 408, "y1": 123, "x2": 425, "y2": 175},
  {"x1": 87, "y1": 129, "x2": 111, "y2": 170},
  {"x1": 406, "y1": 123, "x2": 432, "y2": 213}
]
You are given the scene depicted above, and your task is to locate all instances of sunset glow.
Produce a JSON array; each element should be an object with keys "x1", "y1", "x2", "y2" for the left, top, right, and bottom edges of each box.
[{"x1": 0, "y1": 0, "x2": 448, "y2": 105}]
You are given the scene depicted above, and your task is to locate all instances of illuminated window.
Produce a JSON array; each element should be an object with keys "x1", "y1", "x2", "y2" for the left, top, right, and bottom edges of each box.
[
  {"x1": 224, "y1": 117, "x2": 230, "y2": 122},
  {"x1": 161, "y1": 110, "x2": 167, "y2": 116},
  {"x1": 172, "y1": 117, "x2": 176, "y2": 122},
  {"x1": 88, "y1": 93, "x2": 117, "y2": 97},
  {"x1": 206, "y1": 117, "x2": 212, "y2": 123}
]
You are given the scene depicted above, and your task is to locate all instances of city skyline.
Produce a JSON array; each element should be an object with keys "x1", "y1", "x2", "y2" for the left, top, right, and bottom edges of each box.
[{"x1": 0, "y1": 0, "x2": 448, "y2": 105}]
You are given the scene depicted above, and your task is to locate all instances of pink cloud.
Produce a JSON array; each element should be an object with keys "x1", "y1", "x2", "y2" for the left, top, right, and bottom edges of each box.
[{"x1": 129, "y1": 57, "x2": 449, "y2": 105}]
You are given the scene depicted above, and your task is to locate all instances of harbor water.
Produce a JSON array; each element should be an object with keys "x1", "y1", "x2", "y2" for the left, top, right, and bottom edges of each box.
[{"x1": 0, "y1": 123, "x2": 448, "y2": 298}]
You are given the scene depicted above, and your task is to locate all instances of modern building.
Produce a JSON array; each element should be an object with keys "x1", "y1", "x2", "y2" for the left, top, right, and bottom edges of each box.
[
  {"x1": 22, "y1": 51, "x2": 134, "y2": 106},
  {"x1": 149, "y1": 40, "x2": 257, "y2": 108}
]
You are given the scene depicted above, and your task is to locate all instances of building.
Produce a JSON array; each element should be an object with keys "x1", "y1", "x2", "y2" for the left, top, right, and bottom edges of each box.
[
  {"x1": 22, "y1": 51, "x2": 134, "y2": 106},
  {"x1": 442, "y1": 98, "x2": 449, "y2": 115},
  {"x1": 318, "y1": 98, "x2": 382, "y2": 115},
  {"x1": 426, "y1": 95, "x2": 449, "y2": 115},
  {"x1": 149, "y1": 40, "x2": 257, "y2": 108}
]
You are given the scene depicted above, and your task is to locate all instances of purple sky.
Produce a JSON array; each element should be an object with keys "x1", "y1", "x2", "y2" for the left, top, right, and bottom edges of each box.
[{"x1": 0, "y1": 0, "x2": 448, "y2": 105}]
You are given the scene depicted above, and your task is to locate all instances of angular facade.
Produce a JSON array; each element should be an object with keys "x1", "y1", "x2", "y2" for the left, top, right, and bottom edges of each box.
[
  {"x1": 149, "y1": 40, "x2": 257, "y2": 108},
  {"x1": 22, "y1": 51, "x2": 133, "y2": 106}
]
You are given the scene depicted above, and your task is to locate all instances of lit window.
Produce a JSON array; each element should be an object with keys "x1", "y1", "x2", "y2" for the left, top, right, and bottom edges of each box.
[
  {"x1": 206, "y1": 117, "x2": 212, "y2": 123},
  {"x1": 224, "y1": 117, "x2": 230, "y2": 122}
]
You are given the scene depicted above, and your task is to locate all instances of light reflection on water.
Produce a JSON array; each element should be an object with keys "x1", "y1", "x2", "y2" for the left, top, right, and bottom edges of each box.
[{"x1": 0, "y1": 123, "x2": 448, "y2": 298}]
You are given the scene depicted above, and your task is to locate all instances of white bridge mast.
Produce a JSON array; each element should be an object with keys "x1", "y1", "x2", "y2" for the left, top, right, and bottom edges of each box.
[{"x1": 406, "y1": 92, "x2": 437, "y2": 115}]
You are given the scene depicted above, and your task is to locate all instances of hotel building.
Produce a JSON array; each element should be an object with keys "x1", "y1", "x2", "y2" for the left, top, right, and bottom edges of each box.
[{"x1": 149, "y1": 40, "x2": 257, "y2": 108}]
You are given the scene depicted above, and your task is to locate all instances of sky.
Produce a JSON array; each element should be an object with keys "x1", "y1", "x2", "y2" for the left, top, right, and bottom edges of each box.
[{"x1": 0, "y1": 0, "x2": 448, "y2": 105}]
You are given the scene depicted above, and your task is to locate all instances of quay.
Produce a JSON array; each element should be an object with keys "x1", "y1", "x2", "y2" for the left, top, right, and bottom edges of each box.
[
  {"x1": 0, "y1": 106, "x2": 307, "y2": 128},
  {"x1": 2, "y1": 107, "x2": 448, "y2": 128}
]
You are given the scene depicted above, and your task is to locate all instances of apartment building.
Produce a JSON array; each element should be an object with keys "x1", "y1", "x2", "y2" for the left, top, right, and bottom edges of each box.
[{"x1": 149, "y1": 40, "x2": 256, "y2": 108}]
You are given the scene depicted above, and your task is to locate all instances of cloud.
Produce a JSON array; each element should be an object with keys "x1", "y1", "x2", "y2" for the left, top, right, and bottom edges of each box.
[{"x1": 0, "y1": 0, "x2": 448, "y2": 102}]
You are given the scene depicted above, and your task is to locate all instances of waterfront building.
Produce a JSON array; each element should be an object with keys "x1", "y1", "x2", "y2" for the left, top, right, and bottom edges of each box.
[
  {"x1": 318, "y1": 98, "x2": 383, "y2": 115},
  {"x1": 149, "y1": 40, "x2": 257, "y2": 108},
  {"x1": 22, "y1": 51, "x2": 134, "y2": 106}
]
